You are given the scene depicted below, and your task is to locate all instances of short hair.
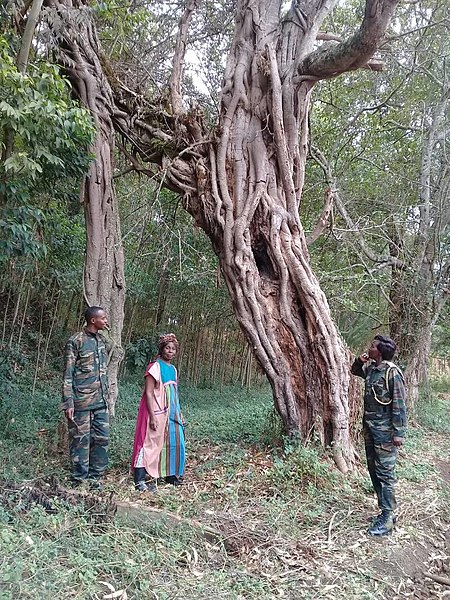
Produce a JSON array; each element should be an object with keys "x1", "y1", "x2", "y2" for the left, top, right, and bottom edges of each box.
[
  {"x1": 84, "y1": 306, "x2": 104, "y2": 324},
  {"x1": 374, "y1": 335, "x2": 396, "y2": 361}
]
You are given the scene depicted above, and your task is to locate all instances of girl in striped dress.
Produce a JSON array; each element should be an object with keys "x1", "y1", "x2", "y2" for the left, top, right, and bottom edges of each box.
[{"x1": 131, "y1": 333, "x2": 185, "y2": 492}]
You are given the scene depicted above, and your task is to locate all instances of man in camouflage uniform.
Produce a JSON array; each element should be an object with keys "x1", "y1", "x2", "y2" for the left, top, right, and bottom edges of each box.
[
  {"x1": 62, "y1": 306, "x2": 110, "y2": 489},
  {"x1": 351, "y1": 334, "x2": 407, "y2": 536}
]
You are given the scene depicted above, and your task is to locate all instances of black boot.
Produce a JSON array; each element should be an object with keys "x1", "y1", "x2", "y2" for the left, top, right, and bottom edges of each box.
[
  {"x1": 134, "y1": 468, "x2": 156, "y2": 492},
  {"x1": 165, "y1": 475, "x2": 183, "y2": 486},
  {"x1": 369, "y1": 513, "x2": 397, "y2": 525},
  {"x1": 367, "y1": 510, "x2": 394, "y2": 536}
]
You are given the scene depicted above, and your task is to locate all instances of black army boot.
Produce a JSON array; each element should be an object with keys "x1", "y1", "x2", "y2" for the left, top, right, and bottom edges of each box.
[
  {"x1": 165, "y1": 475, "x2": 183, "y2": 486},
  {"x1": 369, "y1": 512, "x2": 397, "y2": 525},
  {"x1": 367, "y1": 510, "x2": 394, "y2": 536}
]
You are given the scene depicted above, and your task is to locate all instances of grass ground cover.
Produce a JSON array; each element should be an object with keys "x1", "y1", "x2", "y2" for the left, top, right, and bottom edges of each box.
[{"x1": 1, "y1": 374, "x2": 450, "y2": 599}]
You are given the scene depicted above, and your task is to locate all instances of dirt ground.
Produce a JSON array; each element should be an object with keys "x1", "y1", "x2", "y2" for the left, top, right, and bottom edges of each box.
[
  {"x1": 4, "y1": 430, "x2": 450, "y2": 599},
  {"x1": 100, "y1": 429, "x2": 450, "y2": 599}
]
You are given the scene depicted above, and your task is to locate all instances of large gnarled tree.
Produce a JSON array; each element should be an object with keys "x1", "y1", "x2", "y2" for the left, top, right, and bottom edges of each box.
[{"x1": 48, "y1": 0, "x2": 399, "y2": 470}]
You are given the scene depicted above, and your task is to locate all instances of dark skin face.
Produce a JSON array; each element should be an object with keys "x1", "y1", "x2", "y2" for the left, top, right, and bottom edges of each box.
[
  {"x1": 86, "y1": 310, "x2": 108, "y2": 333},
  {"x1": 368, "y1": 339, "x2": 382, "y2": 364},
  {"x1": 359, "y1": 339, "x2": 382, "y2": 365},
  {"x1": 160, "y1": 342, "x2": 177, "y2": 363}
]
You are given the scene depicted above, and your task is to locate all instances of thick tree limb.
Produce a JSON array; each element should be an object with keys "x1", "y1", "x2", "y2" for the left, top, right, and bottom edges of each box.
[
  {"x1": 315, "y1": 33, "x2": 386, "y2": 71},
  {"x1": 306, "y1": 187, "x2": 334, "y2": 246},
  {"x1": 300, "y1": 0, "x2": 399, "y2": 79}
]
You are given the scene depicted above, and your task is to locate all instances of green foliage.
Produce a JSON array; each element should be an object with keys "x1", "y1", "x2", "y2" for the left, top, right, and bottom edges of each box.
[
  {"x1": 432, "y1": 313, "x2": 450, "y2": 358},
  {"x1": 0, "y1": 35, "x2": 94, "y2": 261},
  {"x1": 304, "y1": 1, "x2": 450, "y2": 355},
  {"x1": 0, "y1": 38, "x2": 94, "y2": 188},
  {"x1": 0, "y1": 205, "x2": 45, "y2": 259},
  {"x1": 397, "y1": 459, "x2": 435, "y2": 483},
  {"x1": 123, "y1": 337, "x2": 155, "y2": 373},
  {"x1": 270, "y1": 438, "x2": 338, "y2": 490},
  {"x1": 0, "y1": 501, "x2": 202, "y2": 600},
  {"x1": 0, "y1": 369, "x2": 60, "y2": 480},
  {"x1": 182, "y1": 386, "x2": 272, "y2": 444},
  {"x1": 416, "y1": 382, "x2": 450, "y2": 434}
]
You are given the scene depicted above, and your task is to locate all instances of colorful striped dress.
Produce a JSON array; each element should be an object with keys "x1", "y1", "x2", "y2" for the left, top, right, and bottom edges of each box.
[{"x1": 131, "y1": 358, "x2": 185, "y2": 479}]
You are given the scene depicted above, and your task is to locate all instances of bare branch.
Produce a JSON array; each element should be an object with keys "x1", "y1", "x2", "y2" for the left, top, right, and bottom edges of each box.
[
  {"x1": 384, "y1": 18, "x2": 448, "y2": 42},
  {"x1": 310, "y1": 145, "x2": 403, "y2": 268},
  {"x1": 316, "y1": 31, "x2": 342, "y2": 42},
  {"x1": 169, "y1": 0, "x2": 198, "y2": 116},
  {"x1": 114, "y1": 142, "x2": 156, "y2": 179},
  {"x1": 300, "y1": 0, "x2": 399, "y2": 79}
]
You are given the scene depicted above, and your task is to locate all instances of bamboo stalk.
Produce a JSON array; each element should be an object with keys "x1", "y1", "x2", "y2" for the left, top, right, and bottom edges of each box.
[
  {"x1": 16, "y1": 282, "x2": 31, "y2": 348},
  {"x1": 41, "y1": 290, "x2": 60, "y2": 368},
  {"x1": 32, "y1": 298, "x2": 45, "y2": 395},
  {"x1": 8, "y1": 269, "x2": 27, "y2": 348},
  {"x1": 62, "y1": 292, "x2": 76, "y2": 332},
  {"x1": 1, "y1": 285, "x2": 12, "y2": 347}
]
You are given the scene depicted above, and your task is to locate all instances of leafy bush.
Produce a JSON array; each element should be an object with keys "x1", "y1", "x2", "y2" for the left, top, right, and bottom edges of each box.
[
  {"x1": 0, "y1": 373, "x2": 60, "y2": 480},
  {"x1": 123, "y1": 337, "x2": 155, "y2": 374},
  {"x1": 270, "y1": 437, "x2": 338, "y2": 490}
]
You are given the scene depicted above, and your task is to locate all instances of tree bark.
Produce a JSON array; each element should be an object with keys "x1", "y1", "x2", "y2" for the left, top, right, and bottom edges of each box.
[
  {"x1": 16, "y1": 0, "x2": 44, "y2": 73},
  {"x1": 47, "y1": 0, "x2": 125, "y2": 414}
]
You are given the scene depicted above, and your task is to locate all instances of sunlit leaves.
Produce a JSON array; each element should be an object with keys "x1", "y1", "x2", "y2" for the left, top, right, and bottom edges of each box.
[
  {"x1": 0, "y1": 35, "x2": 94, "y2": 261},
  {"x1": 0, "y1": 38, "x2": 95, "y2": 193}
]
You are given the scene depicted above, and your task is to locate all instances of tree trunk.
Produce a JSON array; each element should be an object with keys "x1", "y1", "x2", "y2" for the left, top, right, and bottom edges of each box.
[
  {"x1": 48, "y1": 0, "x2": 126, "y2": 414},
  {"x1": 170, "y1": 0, "x2": 371, "y2": 470},
  {"x1": 82, "y1": 133, "x2": 125, "y2": 414},
  {"x1": 404, "y1": 326, "x2": 432, "y2": 410}
]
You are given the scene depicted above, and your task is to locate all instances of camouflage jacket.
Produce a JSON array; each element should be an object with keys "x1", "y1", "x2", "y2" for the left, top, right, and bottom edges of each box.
[
  {"x1": 351, "y1": 358, "x2": 407, "y2": 439},
  {"x1": 61, "y1": 329, "x2": 109, "y2": 411}
]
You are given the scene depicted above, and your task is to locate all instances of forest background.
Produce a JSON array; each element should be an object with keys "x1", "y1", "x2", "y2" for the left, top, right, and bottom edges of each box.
[{"x1": 1, "y1": 0, "x2": 450, "y2": 598}]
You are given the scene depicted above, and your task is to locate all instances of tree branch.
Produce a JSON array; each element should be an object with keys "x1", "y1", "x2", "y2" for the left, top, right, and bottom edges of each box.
[
  {"x1": 310, "y1": 145, "x2": 403, "y2": 268},
  {"x1": 306, "y1": 187, "x2": 334, "y2": 246},
  {"x1": 169, "y1": 0, "x2": 198, "y2": 116},
  {"x1": 316, "y1": 31, "x2": 387, "y2": 71},
  {"x1": 300, "y1": 0, "x2": 399, "y2": 79}
]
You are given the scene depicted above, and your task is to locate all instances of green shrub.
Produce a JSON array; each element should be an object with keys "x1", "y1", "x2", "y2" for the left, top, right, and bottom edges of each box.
[
  {"x1": 416, "y1": 387, "x2": 450, "y2": 434},
  {"x1": 270, "y1": 437, "x2": 338, "y2": 490}
]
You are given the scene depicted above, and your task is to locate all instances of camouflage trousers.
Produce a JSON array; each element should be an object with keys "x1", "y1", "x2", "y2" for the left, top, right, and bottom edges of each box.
[
  {"x1": 68, "y1": 407, "x2": 109, "y2": 482},
  {"x1": 363, "y1": 420, "x2": 398, "y2": 512}
]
